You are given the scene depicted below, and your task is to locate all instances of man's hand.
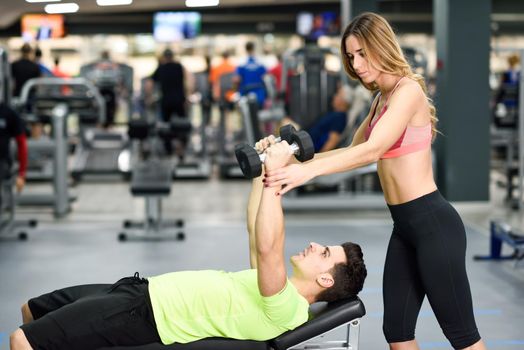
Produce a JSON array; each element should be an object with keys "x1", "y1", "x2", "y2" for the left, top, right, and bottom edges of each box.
[
  {"x1": 254, "y1": 135, "x2": 278, "y2": 153},
  {"x1": 15, "y1": 176, "x2": 25, "y2": 193},
  {"x1": 264, "y1": 141, "x2": 293, "y2": 172}
]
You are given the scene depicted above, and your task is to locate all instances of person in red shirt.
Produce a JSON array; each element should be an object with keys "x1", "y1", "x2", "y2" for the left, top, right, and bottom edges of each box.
[{"x1": 51, "y1": 56, "x2": 70, "y2": 78}]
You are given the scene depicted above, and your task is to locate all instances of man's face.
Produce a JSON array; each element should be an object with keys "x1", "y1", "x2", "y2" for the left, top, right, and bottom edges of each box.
[
  {"x1": 332, "y1": 89, "x2": 349, "y2": 112},
  {"x1": 291, "y1": 242, "x2": 347, "y2": 279}
]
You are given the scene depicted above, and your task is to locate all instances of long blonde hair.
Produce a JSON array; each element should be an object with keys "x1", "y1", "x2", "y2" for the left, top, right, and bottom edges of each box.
[{"x1": 340, "y1": 12, "x2": 438, "y2": 139}]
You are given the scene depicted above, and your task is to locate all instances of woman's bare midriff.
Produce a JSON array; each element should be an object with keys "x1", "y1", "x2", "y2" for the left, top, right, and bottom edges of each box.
[{"x1": 377, "y1": 148, "x2": 437, "y2": 205}]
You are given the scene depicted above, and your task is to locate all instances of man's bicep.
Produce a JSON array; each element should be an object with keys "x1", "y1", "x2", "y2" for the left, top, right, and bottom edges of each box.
[{"x1": 257, "y1": 251, "x2": 287, "y2": 297}]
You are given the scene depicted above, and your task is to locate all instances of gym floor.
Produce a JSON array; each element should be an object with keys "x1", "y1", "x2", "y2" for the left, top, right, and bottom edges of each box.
[{"x1": 0, "y1": 174, "x2": 523, "y2": 350}]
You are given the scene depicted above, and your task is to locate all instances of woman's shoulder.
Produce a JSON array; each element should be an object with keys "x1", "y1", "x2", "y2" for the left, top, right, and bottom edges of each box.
[
  {"x1": 399, "y1": 76, "x2": 421, "y2": 89},
  {"x1": 396, "y1": 77, "x2": 426, "y2": 101}
]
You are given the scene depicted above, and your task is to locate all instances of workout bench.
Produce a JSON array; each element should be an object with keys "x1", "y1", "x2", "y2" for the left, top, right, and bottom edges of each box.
[
  {"x1": 99, "y1": 296, "x2": 365, "y2": 350},
  {"x1": 474, "y1": 220, "x2": 524, "y2": 266},
  {"x1": 118, "y1": 159, "x2": 184, "y2": 241}
]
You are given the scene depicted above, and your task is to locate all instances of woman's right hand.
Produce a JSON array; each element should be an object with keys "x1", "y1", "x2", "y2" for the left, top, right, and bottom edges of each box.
[{"x1": 264, "y1": 162, "x2": 315, "y2": 195}]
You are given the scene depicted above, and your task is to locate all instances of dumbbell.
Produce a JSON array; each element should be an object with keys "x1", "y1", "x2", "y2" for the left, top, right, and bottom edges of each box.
[
  {"x1": 234, "y1": 124, "x2": 297, "y2": 178},
  {"x1": 235, "y1": 127, "x2": 315, "y2": 179}
]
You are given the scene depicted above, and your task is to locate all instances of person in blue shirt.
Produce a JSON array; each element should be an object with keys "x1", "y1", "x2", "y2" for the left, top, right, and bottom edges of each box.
[
  {"x1": 494, "y1": 53, "x2": 520, "y2": 128},
  {"x1": 34, "y1": 47, "x2": 54, "y2": 78},
  {"x1": 235, "y1": 42, "x2": 267, "y2": 107},
  {"x1": 281, "y1": 85, "x2": 353, "y2": 153}
]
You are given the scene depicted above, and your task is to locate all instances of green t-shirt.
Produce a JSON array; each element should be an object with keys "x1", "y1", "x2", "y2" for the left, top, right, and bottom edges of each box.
[{"x1": 148, "y1": 269, "x2": 309, "y2": 344}]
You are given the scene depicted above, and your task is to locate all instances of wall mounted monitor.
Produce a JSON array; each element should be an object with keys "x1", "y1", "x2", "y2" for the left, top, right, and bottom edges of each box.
[
  {"x1": 21, "y1": 14, "x2": 65, "y2": 41},
  {"x1": 297, "y1": 11, "x2": 340, "y2": 40},
  {"x1": 153, "y1": 12, "x2": 201, "y2": 42}
]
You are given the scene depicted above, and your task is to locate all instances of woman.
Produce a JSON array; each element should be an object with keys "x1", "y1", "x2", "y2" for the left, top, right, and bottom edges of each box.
[{"x1": 264, "y1": 12, "x2": 486, "y2": 350}]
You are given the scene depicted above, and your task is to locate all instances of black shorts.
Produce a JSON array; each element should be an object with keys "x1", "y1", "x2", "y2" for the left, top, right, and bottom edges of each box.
[{"x1": 20, "y1": 274, "x2": 161, "y2": 350}]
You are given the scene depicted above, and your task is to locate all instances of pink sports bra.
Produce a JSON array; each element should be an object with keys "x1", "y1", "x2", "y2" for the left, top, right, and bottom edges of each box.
[{"x1": 364, "y1": 77, "x2": 432, "y2": 159}]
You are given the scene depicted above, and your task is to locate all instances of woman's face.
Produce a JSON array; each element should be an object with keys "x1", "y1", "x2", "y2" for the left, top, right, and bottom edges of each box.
[{"x1": 345, "y1": 35, "x2": 380, "y2": 84}]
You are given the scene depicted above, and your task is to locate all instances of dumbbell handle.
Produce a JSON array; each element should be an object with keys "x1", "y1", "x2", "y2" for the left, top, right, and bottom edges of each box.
[{"x1": 259, "y1": 143, "x2": 299, "y2": 162}]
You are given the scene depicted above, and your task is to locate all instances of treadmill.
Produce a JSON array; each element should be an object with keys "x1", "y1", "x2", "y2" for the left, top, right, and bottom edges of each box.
[
  {"x1": 72, "y1": 61, "x2": 132, "y2": 182},
  {"x1": 172, "y1": 72, "x2": 212, "y2": 180}
]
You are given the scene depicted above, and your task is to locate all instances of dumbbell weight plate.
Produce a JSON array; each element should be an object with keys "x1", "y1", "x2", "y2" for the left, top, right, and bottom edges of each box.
[
  {"x1": 291, "y1": 130, "x2": 315, "y2": 162},
  {"x1": 235, "y1": 144, "x2": 263, "y2": 179},
  {"x1": 279, "y1": 124, "x2": 297, "y2": 144}
]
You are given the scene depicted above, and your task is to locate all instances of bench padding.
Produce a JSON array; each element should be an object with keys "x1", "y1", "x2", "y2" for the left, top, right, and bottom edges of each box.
[
  {"x1": 271, "y1": 296, "x2": 365, "y2": 350},
  {"x1": 131, "y1": 160, "x2": 171, "y2": 196}
]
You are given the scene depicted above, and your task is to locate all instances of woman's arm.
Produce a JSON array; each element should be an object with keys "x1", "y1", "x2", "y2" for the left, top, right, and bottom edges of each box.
[
  {"x1": 308, "y1": 93, "x2": 378, "y2": 158},
  {"x1": 265, "y1": 83, "x2": 422, "y2": 194}
]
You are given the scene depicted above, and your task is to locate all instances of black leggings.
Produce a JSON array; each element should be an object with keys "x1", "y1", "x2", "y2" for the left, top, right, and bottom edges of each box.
[{"x1": 383, "y1": 191, "x2": 481, "y2": 349}]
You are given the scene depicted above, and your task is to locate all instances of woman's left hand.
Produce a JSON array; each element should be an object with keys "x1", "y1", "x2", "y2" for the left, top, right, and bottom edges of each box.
[{"x1": 264, "y1": 163, "x2": 315, "y2": 195}]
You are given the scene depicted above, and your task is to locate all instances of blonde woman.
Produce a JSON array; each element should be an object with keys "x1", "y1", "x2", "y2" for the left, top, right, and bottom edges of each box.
[{"x1": 264, "y1": 12, "x2": 486, "y2": 350}]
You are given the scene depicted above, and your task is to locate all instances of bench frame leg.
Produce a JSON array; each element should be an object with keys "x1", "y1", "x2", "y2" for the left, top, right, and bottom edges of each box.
[
  {"x1": 285, "y1": 317, "x2": 361, "y2": 350},
  {"x1": 119, "y1": 196, "x2": 184, "y2": 241}
]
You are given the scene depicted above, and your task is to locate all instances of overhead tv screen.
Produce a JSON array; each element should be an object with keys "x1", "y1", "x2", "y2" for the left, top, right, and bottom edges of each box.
[
  {"x1": 297, "y1": 11, "x2": 340, "y2": 40},
  {"x1": 153, "y1": 12, "x2": 201, "y2": 42},
  {"x1": 21, "y1": 14, "x2": 65, "y2": 41}
]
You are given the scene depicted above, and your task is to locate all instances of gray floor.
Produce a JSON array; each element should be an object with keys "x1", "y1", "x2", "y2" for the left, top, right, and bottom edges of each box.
[{"x1": 1, "y1": 172, "x2": 524, "y2": 350}]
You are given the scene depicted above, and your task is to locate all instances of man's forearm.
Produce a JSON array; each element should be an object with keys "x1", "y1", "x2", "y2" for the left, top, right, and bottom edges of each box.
[
  {"x1": 255, "y1": 183, "x2": 287, "y2": 296},
  {"x1": 246, "y1": 174, "x2": 264, "y2": 268},
  {"x1": 255, "y1": 184, "x2": 283, "y2": 254}
]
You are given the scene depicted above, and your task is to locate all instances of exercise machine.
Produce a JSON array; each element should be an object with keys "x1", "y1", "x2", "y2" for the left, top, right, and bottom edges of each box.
[
  {"x1": 16, "y1": 77, "x2": 106, "y2": 216},
  {"x1": 173, "y1": 71, "x2": 212, "y2": 179},
  {"x1": 490, "y1": 48, "x2": 524, "y2": 209},
  {"x1": 281, "y1": 46, "x2": 340, "y2": 130},
  {"x1": 474, "y1": 220, "x2": 524, "y2": 267},
  {"x1": 216, "y1": 72, "x2": 245, "y2": 178},
  {"x1": 73, "y1": 61, "x2": 133, "y2": 181}
]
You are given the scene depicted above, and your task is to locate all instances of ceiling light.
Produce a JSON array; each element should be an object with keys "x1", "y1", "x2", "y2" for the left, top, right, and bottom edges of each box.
[
  {"x1": 44, "y1": 3, "x2": 79, "y2": 14},
  {"x1": 25, "y1": 0, "x2": 61, "y2": 3},
  {"x1": 96, "y1": 0, "x2": 133, "y2": 6},
  {"x1": 186, "y1": 0, "x2": 219, "y2": 7}
]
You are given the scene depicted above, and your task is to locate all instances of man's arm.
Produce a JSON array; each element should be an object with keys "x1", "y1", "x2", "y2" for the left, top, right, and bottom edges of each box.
[
  {"x1": 247, "y1": 135, "x2": 278, "y2": 268},
  {"x1": 319, "y1": 131, "x2": 342, "y2": 152},
  {"x1": 246, "y1": 174, "x2": 264, "y2": 268},
  {"x1": 255, "y1": 142, "x2": 291, "y2": 297}
]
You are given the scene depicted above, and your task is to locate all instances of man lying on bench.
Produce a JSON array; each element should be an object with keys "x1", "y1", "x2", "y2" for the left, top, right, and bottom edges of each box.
[{"x1": 10, "y1": 139, "x2": 367, "y2": 350}]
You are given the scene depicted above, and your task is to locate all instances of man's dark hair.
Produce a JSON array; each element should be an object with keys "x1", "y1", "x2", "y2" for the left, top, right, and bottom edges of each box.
[
  {"x1": 35, "y1": 47, "x2": 43, "y2": 59},
  {"x1": 21, "y1": 43, "x2": 32, "y2": 56},
  {"x1": 245, "y1": 42, "x2": 255, "y2": 54},
  {"x1": 316, "y1": 242, "x2": 367, "y2": 302},
  {"x1": 163, "y1": 48, "x2": 174, "y2": 61},
  {"x1": 101, "y1": 50, "x2": 110, "y2": 60}
]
